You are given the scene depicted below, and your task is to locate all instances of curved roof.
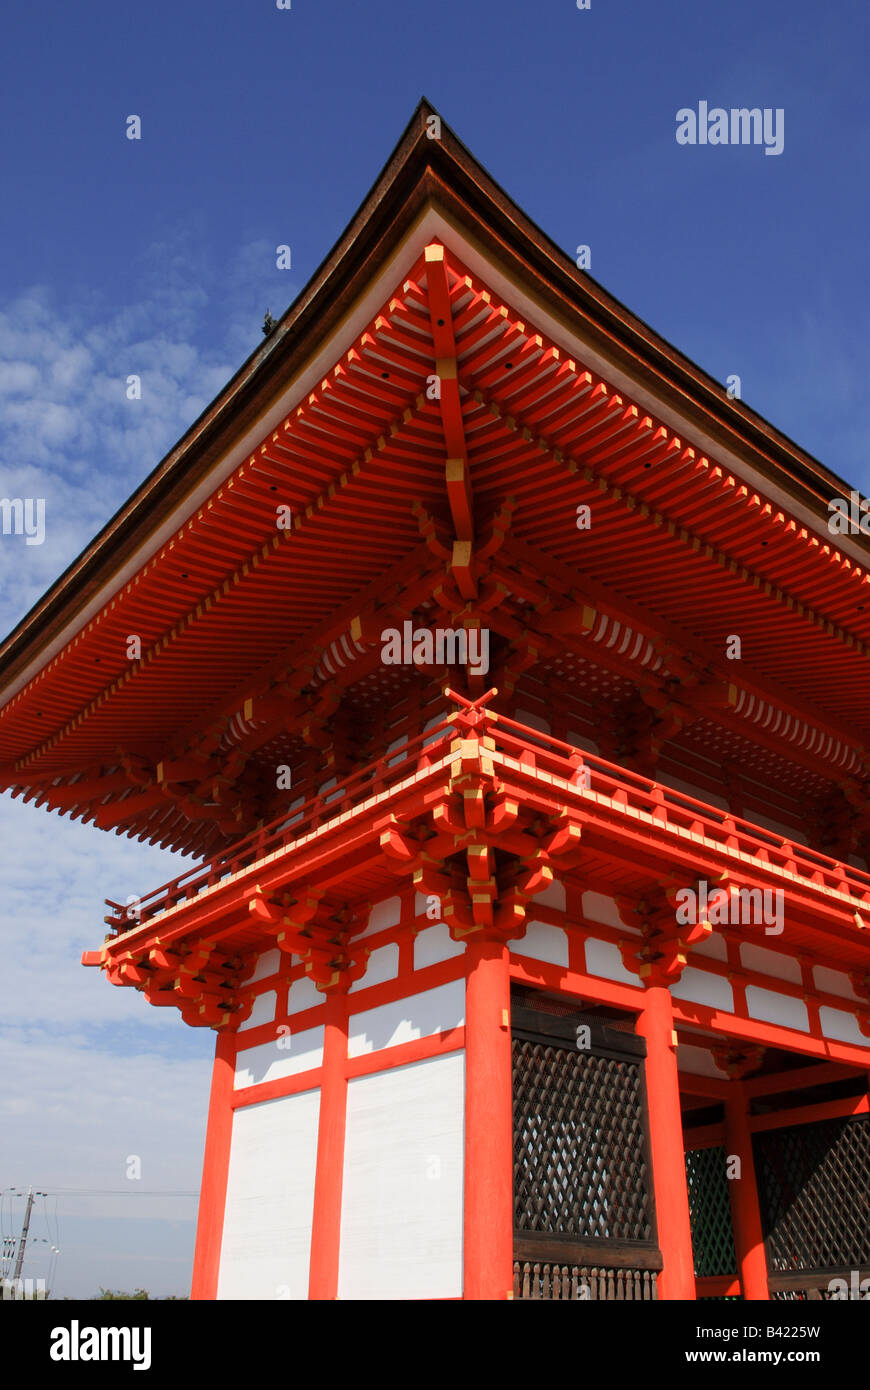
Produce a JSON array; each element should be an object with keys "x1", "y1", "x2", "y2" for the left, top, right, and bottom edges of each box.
[{"x1": 1, "y1": 100, "x2": 868, "y2": 857}]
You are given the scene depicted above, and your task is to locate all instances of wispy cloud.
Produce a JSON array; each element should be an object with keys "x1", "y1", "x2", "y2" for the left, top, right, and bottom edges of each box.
[
  {"x1": 0, "y1": 230, "x2": 298, "y2": 1296},
  {"x1": 0, "y1": 231, "x2": 298, "y2": 632}
]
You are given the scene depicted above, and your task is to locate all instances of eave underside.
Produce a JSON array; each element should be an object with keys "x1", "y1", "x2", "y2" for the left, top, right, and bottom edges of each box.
[{"x1": 1, "y1": 243, "x2": 868, "y2": 859}]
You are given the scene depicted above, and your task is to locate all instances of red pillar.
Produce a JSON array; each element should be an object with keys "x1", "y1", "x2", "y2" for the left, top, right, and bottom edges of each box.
[
  {"x1": 636, "y1": 986, "x2": 697, "y2": 1300},
  {"x1": 724, "y1": 1083, "x2": 770, "y2": 1300},
  {"x1": 463, "y1": 936, "x2": 513, "y2": 1300},
  {"x1": 308, "y1": 988, "x2": 348, "y2": 1299},
  {"x1": 191, "y1": 1030, "x2": 236, "y2": 1299}
]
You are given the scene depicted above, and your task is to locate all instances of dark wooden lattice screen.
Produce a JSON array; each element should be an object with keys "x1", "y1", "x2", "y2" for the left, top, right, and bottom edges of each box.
[
  {"x1": 512, "y1": 1002, "x2": 661, "y2": 1300},
  {"x1": 754, "y1": 1114, "x2": 870, "y2": 1299},
  {"x1": 685, "y1": 1145, "x2": 737, "y2": 1278}
]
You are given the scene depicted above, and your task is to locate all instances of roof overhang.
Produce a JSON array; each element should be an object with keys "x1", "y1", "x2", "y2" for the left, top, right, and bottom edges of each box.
[{"x1": 2, "y1": 98, "x2": 867, "y2": 705}]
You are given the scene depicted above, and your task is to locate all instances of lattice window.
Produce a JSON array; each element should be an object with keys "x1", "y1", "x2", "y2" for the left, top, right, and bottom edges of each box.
[
  {"x1": 685, "y1": 1145, "x2": 737, "y2": 1278},
  {"x1": 513, "y1": 1038, "x2": 653, "y2": 1240},
  {"x1": 754, "y1": 1115, "x2": 870, "y2": 1272},
  {"x1": 511, "y1": 1002, "x2": 661, "y2": 1301}
]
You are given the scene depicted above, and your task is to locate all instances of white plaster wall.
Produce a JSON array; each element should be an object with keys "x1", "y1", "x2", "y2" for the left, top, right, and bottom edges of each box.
[
  {"x1": 745, "y1": 985, "x2": 809, "y2": 1032},
  {"x1": 357, "y1": 895, "x2": 402, "y2": 939},
  {"x1": 582, "y1": 892, "x2": 641, "y2": 936},
  {"x1": 508, "y1": 919, "x2": 569, "y2": 968},
  {"x1": 237, "y1": 989, "x2": 277, "y2": 1033},
  {"x1": 234, "y1": 1025, "x2": 324, "y2": 1089},
  {"x1": 532, "y1": 879, "x2": 567, "y2": 911},
  {"x1": 818, "y1": 1006, "x2": 869, "y2": 1048},
  {"x1": 740, "y1": 942, "x2": 802, "y2": 985},
  {"x1": 248, "y1": 948, "x2": 282, "y2": 983},
  {"x1": 347, "y1": 981, "x2": 465, "y2": 1058},
  {"x1": 217, "y1": 1088, "x2": 320, "y2": 1300},
  {"x1": 584, "y1": 936, "x2": 640, "y2": 985},
  {"x1": 338, "y1": 1052, "x2": 464, "y2": 1299},
  {"x1": 670, "y1": 967, "x2": 733, "y2": 1012},
  {"x1": 348, "y1": 942, "x2": 400, "y2": 993},
  {"x1": 690, "y1": 931, "x2": 728, "y2": 962},
  {"x1": 677, "y1": 1043, "x2": 729, "y2": 1079},
  {"x1": 287, "y1": 975, "x2": 322, "y2": 1015},
  {"x1": 414, "y1": 923, "x2": 465, "y2": 969},
  {"x1": 813, "y1": 965, "x2": 859, "y2": 1001}
]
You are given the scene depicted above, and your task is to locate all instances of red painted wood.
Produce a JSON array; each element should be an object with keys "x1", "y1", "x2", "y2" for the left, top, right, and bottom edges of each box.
[
  {"x1": 636, "y1": 986, "x2": 697, "y2": 1300},
  {"x1": 190, "y1": 1031, "x2": 236, "y2": 1299},
  {"x1": 696, "y1": 1275, "x2": 742, "y2": 1296},
  {"x1": 344, "y1": 1027, "x2": 466, "y2": 1079},
  {"x1": 230, "y1": 1067, "x2": 323, "y2": 1111},
  {"x1": 232, "y1": 1028, "x2": 467, "y2": 1112},
  {"x1": 509, "y1": 956, "x2": 646, "y2": 1011},
  {"x1": 93, "y1": 711, "x2": 870, "y2": 999},
  {"x1": 308, "y1": 991, "x2": 348, "y2": 1299},
  {"x1": 682, "y1": 1124, "x2": 727, "y2": 1150},
  {"x1": 724, "y1": 1084, "x2": 770, "y2": 1300},
  {"x1": 748, "y1": 1092, "x2": 868, "y2": 1132},
  {"x1": 463, "y1": 938, "x2": 513, "y2": 1300},
  {"x1": 670, "y1": 1000, "x2": 870, "y2": 1069},
  {"x1": 4, "y1": 135, "x2": 869, "y2": 1311}
]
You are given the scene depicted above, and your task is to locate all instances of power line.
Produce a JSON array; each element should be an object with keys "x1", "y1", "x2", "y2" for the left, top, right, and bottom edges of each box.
[
  {"x1": 4, "y1": 1187, "x2": 197, "y2": 1196},
  {"x1": 35, "y1": 1188, "x2": 198, "y2": 1197},
  {"x1": 45, "y1": 1193, "x2": 60, "y2": 1251}
]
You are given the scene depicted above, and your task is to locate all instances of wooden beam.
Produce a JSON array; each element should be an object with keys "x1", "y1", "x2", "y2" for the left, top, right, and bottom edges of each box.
[
  {"x1": 749, "y1": 1093, "x2": 868, "y2": 1132},
  {"x1": 744, "y1": 1060, "x2": 861, "y2": 1098}
]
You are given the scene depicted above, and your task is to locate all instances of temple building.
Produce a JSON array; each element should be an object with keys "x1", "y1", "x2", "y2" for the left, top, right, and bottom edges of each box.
[{"x1": 2, "y1": 101, "x2": 869, "y2": 1301}]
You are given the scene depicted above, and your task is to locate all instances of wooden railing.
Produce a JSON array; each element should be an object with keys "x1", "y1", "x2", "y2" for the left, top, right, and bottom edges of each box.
[
  {"x1": 513, "y1": 1241, "x2": 661, "y2": 1301},
  {"x1": 491, "y1": 709, "x2": 870, "y2": 907},
  {"x1": 104, "y1": 713, "x2": 456, "y2": 931},
  {"x1": 104, "y1": 692, "x2": 870, "y2": 935},
  {"x1": 768, "y1": 1267, "x2": 870, "y2": 1299}
]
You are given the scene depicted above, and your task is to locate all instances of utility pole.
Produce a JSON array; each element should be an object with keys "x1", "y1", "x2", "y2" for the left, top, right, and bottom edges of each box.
[{"x1": 12, "y1": 1186, "x2": 34, "y2": 1283}]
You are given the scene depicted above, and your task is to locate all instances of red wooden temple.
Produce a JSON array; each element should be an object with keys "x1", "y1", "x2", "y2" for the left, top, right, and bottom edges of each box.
[{"x1": 2, "y1": 102, "x2": 869, "y2": 1301}]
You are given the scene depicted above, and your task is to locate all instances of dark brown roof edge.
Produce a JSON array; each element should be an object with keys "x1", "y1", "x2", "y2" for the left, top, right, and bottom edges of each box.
[
  {"x1": 425, "y1": 109, "x2": 865, "y2": 520},
  {"x1": 0, "y1": 101, "x2": 438, "y2": 689},
  {"x1": 0, "y1": 98, "x2": 865, "y2": 693}
]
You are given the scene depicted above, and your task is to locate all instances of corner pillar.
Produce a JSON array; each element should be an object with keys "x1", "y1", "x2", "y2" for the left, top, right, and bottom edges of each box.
[
  {"x1": 463, "y1": 934, "x2": 513, "y2": 1300},
  {"x1": 308, "y1": 987, "x2": 349, "y2": 1299},
  {"x1": 191, "y1": 1030, "x2": 236, "y2": 1299}
]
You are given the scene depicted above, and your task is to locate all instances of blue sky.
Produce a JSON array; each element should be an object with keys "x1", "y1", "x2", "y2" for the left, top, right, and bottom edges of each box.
[{"x1": 0, "y1": 0, "x2": 867, "y2": 1298}]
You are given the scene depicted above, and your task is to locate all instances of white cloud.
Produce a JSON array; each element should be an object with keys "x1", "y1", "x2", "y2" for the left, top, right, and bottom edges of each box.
[
  {"x1": 0, "y1": 234, "x2": 299, "y2": 1297},
  {"x1": 0, "y1": 231, "x2": 298, "y2": 633},
  {"x1": 0, "y1": 792, "x2": 213, "y2": 1295}
]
